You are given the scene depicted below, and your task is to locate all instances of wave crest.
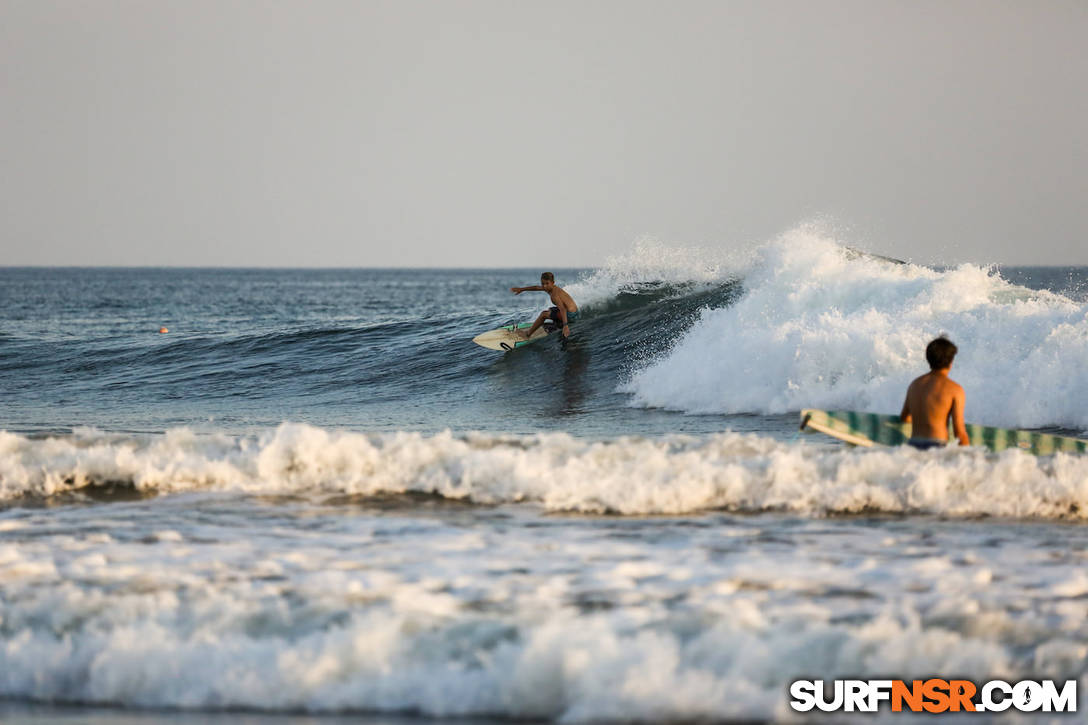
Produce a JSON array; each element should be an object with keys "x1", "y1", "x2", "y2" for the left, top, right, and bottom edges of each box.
[{"x1": 623, "y1": 227, "x2": 1088, "y2": 429}]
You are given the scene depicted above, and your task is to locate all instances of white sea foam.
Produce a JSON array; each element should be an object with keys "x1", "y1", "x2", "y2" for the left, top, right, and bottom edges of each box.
[
  {"x1": 2, "y1": 425, "x2": 1087, "y2": 519},
  {"x1": 623, "y1": 226, "x2": 1088, "y2": 430},
  {"x1": 0, "y1": 494, "x2": 1085, "y2": 722}
]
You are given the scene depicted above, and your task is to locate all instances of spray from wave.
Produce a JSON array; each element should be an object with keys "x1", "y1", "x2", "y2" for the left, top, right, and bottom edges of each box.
[
  {"x1": 565, "y1": 237, "x2": 744, "y2": 311},
  {"x1": 622, "y1": 225, "x2": 1088, "y2": 430}
]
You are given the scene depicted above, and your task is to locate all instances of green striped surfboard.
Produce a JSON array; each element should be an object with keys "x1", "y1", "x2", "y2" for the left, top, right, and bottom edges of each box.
[{"x1": 799, "y1": 409, "x2": 1088, "y2": 456}]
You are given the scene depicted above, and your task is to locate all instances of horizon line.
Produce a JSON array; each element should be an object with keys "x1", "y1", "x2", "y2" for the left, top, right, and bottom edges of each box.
[
  {"x1": 0, "y1": 264, "x2": 598, "y2": 271},
  {"x1": 2, "y1": 262, "x2": 1086, "y2": 271}
]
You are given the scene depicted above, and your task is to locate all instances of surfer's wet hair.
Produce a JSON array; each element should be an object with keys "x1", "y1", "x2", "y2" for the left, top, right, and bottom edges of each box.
[
  {"x1": 926, "y1": 337, "x2": 958, "y2": 370},
  {"x1": 540, "y1": 272, "x2": 555, "y2": 283}
]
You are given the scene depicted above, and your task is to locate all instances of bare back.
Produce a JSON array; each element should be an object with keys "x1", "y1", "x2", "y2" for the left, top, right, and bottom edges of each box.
[
  {"x1": 550, "y1": 286, "x2": 578, "y2": 314},
  {"x1": 900, "y1": 370, "x2": 969, "y2": 445}
]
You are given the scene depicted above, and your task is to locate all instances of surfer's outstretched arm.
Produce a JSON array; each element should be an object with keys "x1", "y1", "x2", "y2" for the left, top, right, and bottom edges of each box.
[{"x1": 511, "y1": 285, "x2": 544, "y2": 295}]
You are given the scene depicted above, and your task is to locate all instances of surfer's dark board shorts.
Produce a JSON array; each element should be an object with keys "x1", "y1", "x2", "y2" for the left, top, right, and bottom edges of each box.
[
  {"x1": 907, "y1": 438, "x2": 946, "y2": 451},
  {"x1": 548, "y1": 307, "x2": 579, "y2": 327}
]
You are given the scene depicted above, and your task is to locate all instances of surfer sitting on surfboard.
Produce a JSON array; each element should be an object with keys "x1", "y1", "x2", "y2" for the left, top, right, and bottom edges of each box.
[
  {"x1": 510, "y1": 272, "x2": 579, "y2": 339},
  {"x1": 899, "y1": 337, "x2": 970, "y2": 449}
]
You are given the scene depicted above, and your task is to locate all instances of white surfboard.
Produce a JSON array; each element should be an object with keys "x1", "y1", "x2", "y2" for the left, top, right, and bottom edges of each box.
[{"x1": 472, "y1": 322, "x2": 551, "y2": 351}]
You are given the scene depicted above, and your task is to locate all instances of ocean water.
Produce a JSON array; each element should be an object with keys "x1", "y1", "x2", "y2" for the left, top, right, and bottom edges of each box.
[{"x1": 2, "y1": 228, "x2": 1088, "y2": 723}]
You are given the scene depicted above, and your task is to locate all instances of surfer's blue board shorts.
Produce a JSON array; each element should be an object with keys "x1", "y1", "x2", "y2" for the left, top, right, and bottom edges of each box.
[
  {"x1": 548, "y1": 307, "x2": 579, "y2": 327},
  {"x1": 907, "y1": 438, "x2": 946, "y2": 451}
]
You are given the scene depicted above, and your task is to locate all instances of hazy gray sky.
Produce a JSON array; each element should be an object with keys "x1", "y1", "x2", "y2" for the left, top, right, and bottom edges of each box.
[{"x1": 2, "y1": 0, "x2": 1085, "y2": 267}]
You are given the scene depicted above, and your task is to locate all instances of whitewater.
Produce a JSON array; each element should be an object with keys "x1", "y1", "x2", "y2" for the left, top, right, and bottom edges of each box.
[
  {"x1": 622, "y1": 228, "x2": 1088, "y2": 430},
  {"x1": 2, "y1": 227, "x2": 1087, "y2": 723},
  {"x1": 3, "y1": 426, "x2": 1088, "y2": 519}
]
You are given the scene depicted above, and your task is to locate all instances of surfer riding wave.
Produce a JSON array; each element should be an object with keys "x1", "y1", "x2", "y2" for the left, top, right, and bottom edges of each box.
[{"x1": 511, "y1": 272, "x2": 579, "y2": 339}]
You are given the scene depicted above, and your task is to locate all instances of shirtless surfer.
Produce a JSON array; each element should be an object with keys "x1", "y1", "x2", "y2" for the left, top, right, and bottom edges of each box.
[
  {"x1": 510, "y1": 272, "x2": 579, "y2": 339},
  {"x1": 899, "y1": 337, "x2": 970, "y2": 449}
]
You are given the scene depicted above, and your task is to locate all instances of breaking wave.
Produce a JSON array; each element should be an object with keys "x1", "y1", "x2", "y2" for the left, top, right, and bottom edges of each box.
[
  {"x1": 2, "y1": 424, "x2": 1087, "y2": 519},
  {"x1": 623, "y1": 226, "x2": 1088, "y2": 431}
]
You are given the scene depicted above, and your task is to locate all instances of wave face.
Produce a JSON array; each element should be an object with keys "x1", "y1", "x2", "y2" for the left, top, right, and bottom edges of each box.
[
  {"x1": 3, "y1": 424, "x2": 1087, "y2": 519},
  {"x1": 0, "y1": 258, "x2": 743, "y2": 436},
  {"x1": 624, "y1": 227, "x2": 1088, "y2": 430},
  {"x1": 2, "y1": 238, "x2": 1086, "y2": 436}
]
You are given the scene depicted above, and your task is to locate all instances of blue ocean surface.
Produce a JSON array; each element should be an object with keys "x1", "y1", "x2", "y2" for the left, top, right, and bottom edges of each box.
[
  {"x1": 0, "y1": 265, "x2": 747, "y2": 436},
  {"x1": 2, "y1": 233, "x2": 1087, "y2": 723}
]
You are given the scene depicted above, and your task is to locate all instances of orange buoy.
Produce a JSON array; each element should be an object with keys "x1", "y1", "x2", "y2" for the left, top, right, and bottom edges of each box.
[{"x1": 159, "y1": 327, "x2": 169, "y2": 334}]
